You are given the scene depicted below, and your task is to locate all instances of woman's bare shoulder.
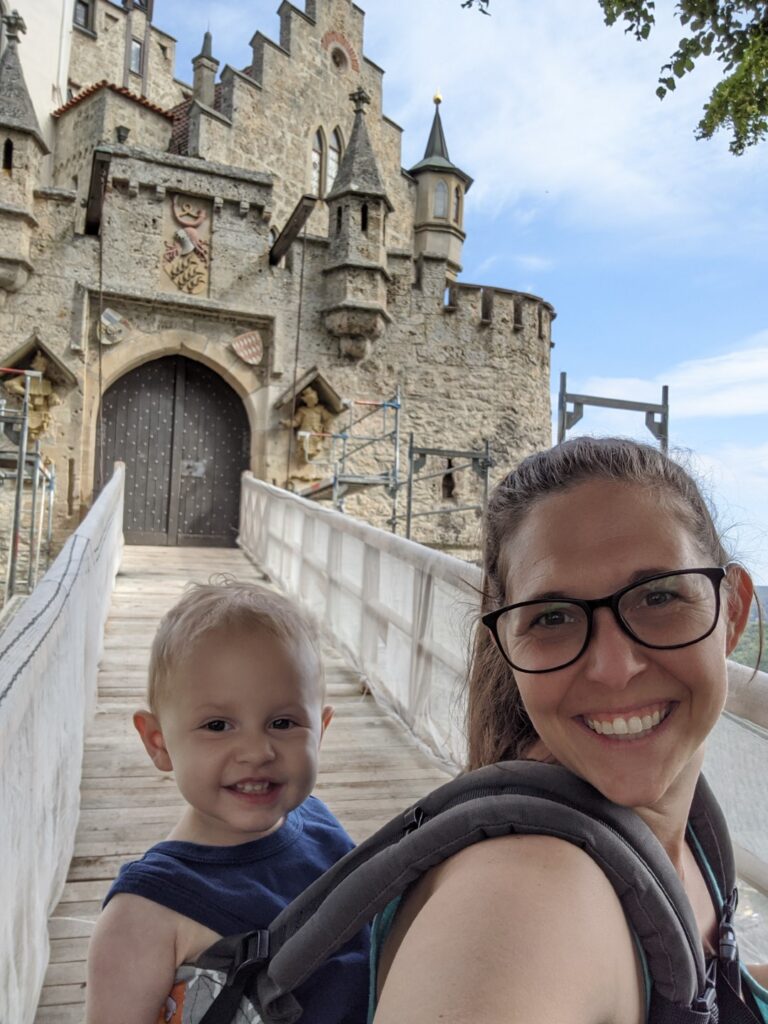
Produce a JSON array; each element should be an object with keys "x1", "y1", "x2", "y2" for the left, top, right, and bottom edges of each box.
[{"x1": 376, "y1": 834, "x2": 644, "y2": 1024}]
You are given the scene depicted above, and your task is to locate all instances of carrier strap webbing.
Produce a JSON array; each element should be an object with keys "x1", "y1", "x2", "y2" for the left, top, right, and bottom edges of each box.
[
  {"x1": 194, "y1": 762, "x2": 749, "y2": 1024},
  {"x1": 255, "y1": 762, "x2": 711, "y2": 1022}
]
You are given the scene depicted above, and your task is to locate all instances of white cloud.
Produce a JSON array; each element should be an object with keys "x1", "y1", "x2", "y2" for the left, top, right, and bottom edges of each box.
[
  {"x1": 512, "y1": 254, "x2": 553, "y2": 272},
  {"x1": 578, "y1": 333, "x2": 768, "y2": 419}
]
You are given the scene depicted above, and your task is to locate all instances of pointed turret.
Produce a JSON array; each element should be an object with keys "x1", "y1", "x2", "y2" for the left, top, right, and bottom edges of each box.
[
  {"x1": 323, "y1": 88, "x2": 392, "y2": 360},
  {"x1": 326, "y1": 88, "x2": 393, "y2": 211},
  {"x1": 409, "y1": 95, "x2": 472, "y2": 280},
  {"x1": 0, "y1": 11, "x2": 48, "y2": 151},
  {"x1": 192, "y1": 30, "x2": 219, "y2": 109},
  {"x1": 0, "y1": 10, "x2": 48, "y2": 297}
]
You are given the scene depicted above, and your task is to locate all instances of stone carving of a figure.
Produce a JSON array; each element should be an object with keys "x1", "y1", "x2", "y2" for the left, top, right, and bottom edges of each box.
[
  {"x1": 3, "y1": 352, "x2": 61, "y2": 441},
  {"x1": 282, "y1": 386, "x2": 334, "y2": 462}
]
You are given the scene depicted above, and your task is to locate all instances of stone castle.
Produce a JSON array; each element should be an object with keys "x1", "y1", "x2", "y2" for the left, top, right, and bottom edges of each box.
[{"x1": 0, "y1": 0, "x2": 554, "y2": 579}]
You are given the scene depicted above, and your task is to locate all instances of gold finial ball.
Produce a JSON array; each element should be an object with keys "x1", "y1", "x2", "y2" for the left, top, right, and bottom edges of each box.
[{"x1": 433, "y1": 91, "x2": 442, "y2": 105}]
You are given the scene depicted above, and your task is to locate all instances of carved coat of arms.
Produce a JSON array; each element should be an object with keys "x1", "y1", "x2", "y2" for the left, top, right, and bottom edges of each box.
[{"x1": 162, "y1": 195, "x2": 211, "y2": 295}]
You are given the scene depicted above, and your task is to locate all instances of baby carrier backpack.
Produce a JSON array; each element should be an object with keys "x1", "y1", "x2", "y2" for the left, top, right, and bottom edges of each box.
[{"x1": 192, "y1": 761, "x2": 763, "y2": 1024}]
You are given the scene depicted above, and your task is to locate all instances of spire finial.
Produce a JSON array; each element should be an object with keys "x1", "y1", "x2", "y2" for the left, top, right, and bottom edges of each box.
[
  {"x1": 433, "y1": 91, "x2": 442, "y2": 105},
  {"x1": 201, "y1": 29, "x2": 213, "y2": 58},
  {"x1": 349, "y1": 87, "x2": 371, "y2": 115},
  {"x1": 2, "y1": 9, "x2": 27, "y2": 42}
]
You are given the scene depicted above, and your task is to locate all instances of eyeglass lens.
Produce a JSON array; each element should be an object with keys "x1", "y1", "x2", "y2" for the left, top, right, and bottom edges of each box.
[{"x1": 495, "y1": 571, "x2": 719, "y2": 673}]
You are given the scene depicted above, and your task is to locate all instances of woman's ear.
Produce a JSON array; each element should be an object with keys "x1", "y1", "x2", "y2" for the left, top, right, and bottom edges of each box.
[
  {"x1": 724, "y1": 565, "x2": 754, "y2": 655},
  {"x1": 133, "y1": 710, "x2": 173, "y2": 772}
]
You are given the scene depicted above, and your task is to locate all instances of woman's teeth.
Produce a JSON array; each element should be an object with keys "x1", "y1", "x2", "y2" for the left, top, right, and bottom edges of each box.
[
  {"x1": 232, "y1": 781, "x2": 271, "y2": 793},
  {"x1": 585, "y1": 706, "x2": 669, "y2": 739}
]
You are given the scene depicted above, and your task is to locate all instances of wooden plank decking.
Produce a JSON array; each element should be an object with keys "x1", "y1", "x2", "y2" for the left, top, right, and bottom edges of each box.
[{"x1": 34, "y1": 546, "x2": 452, "y2": 1023}]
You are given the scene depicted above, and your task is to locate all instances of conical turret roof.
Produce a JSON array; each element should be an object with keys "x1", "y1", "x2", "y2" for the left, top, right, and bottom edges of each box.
[
  {"x1": 0, "y1": 11, "x2": 48, "y2": 152},
  {"x1": 326, "y1": 88, "x2": 393, "y2": 210},
  {"x1": 409, "y1": 97, "x2": 471, "y2": 189}
]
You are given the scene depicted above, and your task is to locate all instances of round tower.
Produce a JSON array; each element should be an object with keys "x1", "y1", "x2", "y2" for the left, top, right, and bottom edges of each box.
[{"x1": 409, "y1": 95, "x2": 473, "y2": 281}]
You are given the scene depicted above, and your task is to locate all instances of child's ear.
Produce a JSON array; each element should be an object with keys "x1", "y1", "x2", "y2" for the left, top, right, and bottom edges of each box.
[
  {"x1": 319, "y1": 705, "x2": 334, "y2": 742},
  {"x1": 133, "y1": 710, "x2": 173, "y2": 772},
  {"x1": 725, "y1": 565, "x2": 754, "y2": 655}
]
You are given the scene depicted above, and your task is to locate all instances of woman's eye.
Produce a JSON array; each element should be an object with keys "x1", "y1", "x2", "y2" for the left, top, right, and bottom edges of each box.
[
  {"x1": 270, "y1": 718, "x2": 297, "y2": 731},
  {"x1": 202, "y1": 719, "x2": 230, "y2": 732},
  {"x1": 531, "y1": 607, "x2": 574, "y2": 629},
  {"x1": 642, "y1": 589, "x2": 676, "y2": 608}
]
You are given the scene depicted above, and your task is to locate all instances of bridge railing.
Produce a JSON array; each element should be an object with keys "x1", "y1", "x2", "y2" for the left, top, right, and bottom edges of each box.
[
  {"x1": 0, "y1": 464, "x2": 124, "y2": 1024},
  {"x1": 239, "y1": 474, "x2": 768, "y2": 902}
]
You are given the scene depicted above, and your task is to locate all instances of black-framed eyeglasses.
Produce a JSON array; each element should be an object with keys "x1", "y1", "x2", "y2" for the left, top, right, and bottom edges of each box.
[{"x1": 482, "y1": 567, "x2": 728, "y2": 674}]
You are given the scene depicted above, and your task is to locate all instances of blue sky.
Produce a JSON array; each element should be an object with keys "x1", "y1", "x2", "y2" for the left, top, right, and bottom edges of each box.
[{"x1": 161, "y1": 0, "x2": 768, "y2": 581}]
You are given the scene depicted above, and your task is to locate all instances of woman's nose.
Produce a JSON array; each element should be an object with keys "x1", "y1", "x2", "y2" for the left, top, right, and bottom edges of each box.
[{"x1": 581, "y1": 607, "x2": 646, "y2": 688}]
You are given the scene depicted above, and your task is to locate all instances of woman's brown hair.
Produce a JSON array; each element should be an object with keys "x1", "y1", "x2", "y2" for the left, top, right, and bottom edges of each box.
[{"x1": 467, "y1": 436, "x2": 740, "y2": 770}]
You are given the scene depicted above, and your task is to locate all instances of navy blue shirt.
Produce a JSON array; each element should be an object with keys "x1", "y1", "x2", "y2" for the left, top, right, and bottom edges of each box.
[{"x1": 105, "y1": 796, "x2": 369, "y2": 1023}]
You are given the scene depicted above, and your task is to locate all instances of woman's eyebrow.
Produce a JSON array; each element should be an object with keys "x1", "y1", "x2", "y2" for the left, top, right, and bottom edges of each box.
[{"x1": 521, "y1": 568, "x2": 676, "y2": 603}]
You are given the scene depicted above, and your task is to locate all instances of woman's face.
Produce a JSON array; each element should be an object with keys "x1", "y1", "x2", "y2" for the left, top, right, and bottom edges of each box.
[{"x1": 500, "y1": 479, "x2": 747, "y2": 812}]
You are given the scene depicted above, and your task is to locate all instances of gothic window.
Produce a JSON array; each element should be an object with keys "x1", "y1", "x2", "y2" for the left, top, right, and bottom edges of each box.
[
  {"x1": 327, "y1": 129, "x2": 342, "y2": 194},
  {"x1": 129, "y1": 38, "x2": 143, "y2": 75},
  {"x1": 73, "y1": 0, "x2": 92, "y2": 29},
  {"x1": 311, "y1": 131, "x2": 323, "y2": 196},
  {"x1": 433, "y1": 180, "x2": 448, "y2": 219},
  {"x1": 2, "y1": 139, "x2": 12, "y2": 175},
  {"x1": 453, "y1": 186, "x2": 462, "y2": 223}
]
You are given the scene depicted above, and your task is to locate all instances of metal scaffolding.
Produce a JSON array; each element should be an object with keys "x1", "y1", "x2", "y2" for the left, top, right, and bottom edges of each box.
[
  {"x1": 557, "y1": 371, "x2": 669, "y2": 452},
  {"x1": 399, "y1": 435, "x2": 493, "y2": 540},
  {"x1": 298, "y1": 389, "x2": 402, "y2": 530},
  {"x1": 1, "y1": 367, "x2": 57, "y2": 602}
]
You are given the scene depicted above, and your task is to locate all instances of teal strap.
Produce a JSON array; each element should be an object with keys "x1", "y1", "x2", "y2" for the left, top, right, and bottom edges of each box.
[{"x1": 368, "y1": 896, "x2": 403, "y2": 1023}]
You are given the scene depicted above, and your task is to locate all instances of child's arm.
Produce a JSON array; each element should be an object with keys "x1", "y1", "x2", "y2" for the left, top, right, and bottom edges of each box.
[{"x1": 86, "y1": 893, "x2": 179, "y2": 1024}]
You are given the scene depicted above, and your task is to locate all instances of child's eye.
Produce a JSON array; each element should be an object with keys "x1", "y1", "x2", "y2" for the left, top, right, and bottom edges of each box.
[
  {"x1": 270, "y1": 718, "x2": 297, "y2": 731},
  {"x1": 202, "y1": 719, "x2": 230, "y2": 732}
]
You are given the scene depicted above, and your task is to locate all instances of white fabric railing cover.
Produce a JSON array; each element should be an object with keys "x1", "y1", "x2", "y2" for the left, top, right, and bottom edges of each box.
[
  {"x1": 0, "y1": 466, "x2": 124, "y2": 1024},
  {"x1": 238, "y1": 475, "x2": 768, "y2": 901}
]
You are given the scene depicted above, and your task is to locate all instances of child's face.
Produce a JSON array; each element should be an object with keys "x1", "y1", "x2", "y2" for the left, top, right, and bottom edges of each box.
[{"x1": 135, "y1": 626, "x2": 332, "y2": 846}]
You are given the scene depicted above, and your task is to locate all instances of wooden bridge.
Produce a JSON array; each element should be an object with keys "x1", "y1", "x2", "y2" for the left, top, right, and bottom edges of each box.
[
  {"x1": 32, "y1": 545, "x2": 450, "y2": 1022},
  {"x1": 2, "y1": 467, "x2": 767, "y2": 1024}
]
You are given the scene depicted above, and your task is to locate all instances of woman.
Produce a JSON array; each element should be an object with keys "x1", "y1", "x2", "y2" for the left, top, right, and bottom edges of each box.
[{"x1": 373, "y1": 436, "x2": 768, "y2": 1023}]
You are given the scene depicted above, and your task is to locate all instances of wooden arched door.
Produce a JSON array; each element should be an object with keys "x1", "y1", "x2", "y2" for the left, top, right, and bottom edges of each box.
[{"x1": 96, "y1": 356, "x2": 249, "y2": 546}]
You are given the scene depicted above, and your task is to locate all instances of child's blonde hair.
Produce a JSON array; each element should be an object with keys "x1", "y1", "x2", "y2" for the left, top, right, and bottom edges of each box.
[{"x1": 147, "y1": 578, "x2": 323, "y2": 712}]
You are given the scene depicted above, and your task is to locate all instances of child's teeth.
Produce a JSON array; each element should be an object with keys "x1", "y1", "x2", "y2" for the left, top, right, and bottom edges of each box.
[{"x1": 235, "y1": 782, "x2": 269, "y2": 793}]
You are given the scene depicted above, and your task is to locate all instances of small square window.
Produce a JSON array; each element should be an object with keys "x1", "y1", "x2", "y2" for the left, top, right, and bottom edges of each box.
[
  {"x1": 74, "y1": 0, "x2": 91, "y2": 28},
  {"x1": 130, "y1": 39, "x2": 143, "y2": 74}
]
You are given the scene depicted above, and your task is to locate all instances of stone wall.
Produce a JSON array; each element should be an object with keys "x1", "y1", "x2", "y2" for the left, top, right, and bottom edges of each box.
[
  {"x1": 68, "y1": 0, "x2": 186, "y2": 110},
  {"x1": 0, "y1": 0, "x2": 555, "y2": 582}
]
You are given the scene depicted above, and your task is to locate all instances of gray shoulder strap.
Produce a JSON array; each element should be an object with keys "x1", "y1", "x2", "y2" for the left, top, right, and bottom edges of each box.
[{"x1": 255, "y1": 762, "x2": 712, "y2": 1023}]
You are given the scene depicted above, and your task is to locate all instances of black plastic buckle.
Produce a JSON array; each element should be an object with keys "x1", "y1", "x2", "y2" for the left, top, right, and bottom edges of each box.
[
  {"x1": 403, "y1": 805, "x2": 425, "y2": 834},
  {"x1": 719, "y1": 888, "x2": 739, "y2": 963},
  {"x1": 227, "y1": 930, "x2": 270, "y2": 986},
  {"x1": 692, "y1": 959, "x2": 718, "y2": 1014}
]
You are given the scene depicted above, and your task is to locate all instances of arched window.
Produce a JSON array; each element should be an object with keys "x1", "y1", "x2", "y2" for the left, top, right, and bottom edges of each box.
[
  {"x1": 361, "y1": 203, "x2": 369, "y2": 234},
  {"x1": 327, "y1": 129, "x2": 342, "y2": 194},
  {"x1": 2, "y1": 139, "x2": 13, "y2": 174},
  {"x1": 433, "y1": 180, "x2": 448, "y2": 218},
  {"x1": 311, "y1": 131, "x2": 324, "y2": 196},
  {"x1": 453, "y1": 186, "x2": 462, "y2": 223}
]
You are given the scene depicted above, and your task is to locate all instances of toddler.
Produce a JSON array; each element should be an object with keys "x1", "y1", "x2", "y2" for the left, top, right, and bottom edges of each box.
[{"x1": 86, "y1": 580, "x2": 369, "y2": 1024}]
